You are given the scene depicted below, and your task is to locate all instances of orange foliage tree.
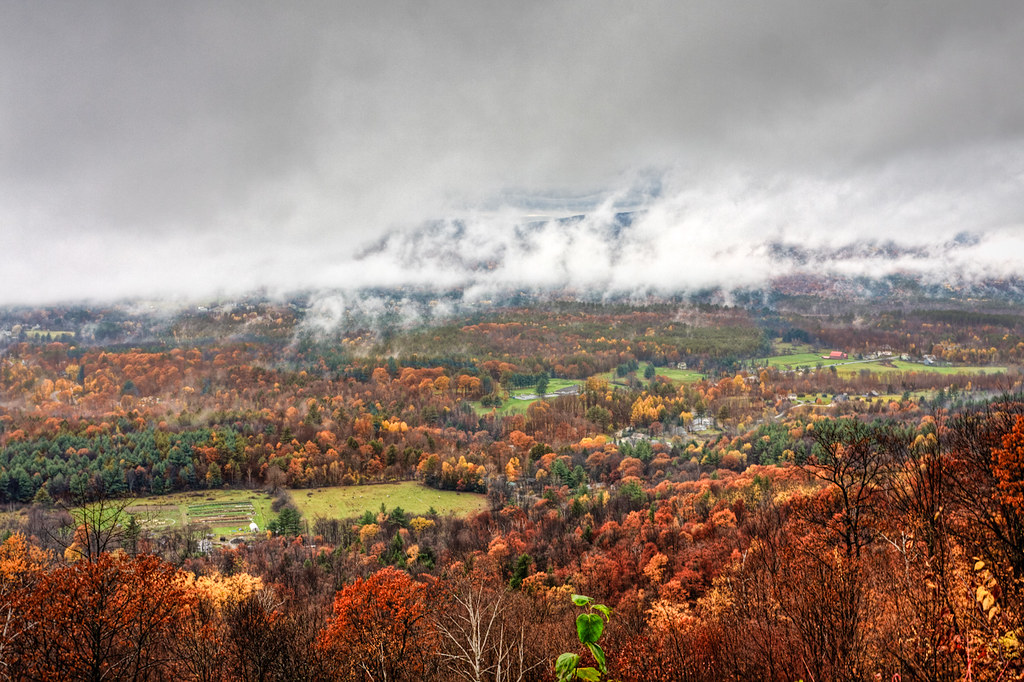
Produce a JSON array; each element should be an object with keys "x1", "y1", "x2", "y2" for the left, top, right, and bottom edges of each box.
[
  {"x1": 9, "y1": 552, "x2": 197, "y2": 681},
  {"x1": 318, "y1": 567, "x2": 435, "y2": 681},
  {"x1": 992, "y1": 414, "x2": 1024, "y2": 509},
  {"x1": 0, "y1": 533, "x2": 51, "y2": 671}
]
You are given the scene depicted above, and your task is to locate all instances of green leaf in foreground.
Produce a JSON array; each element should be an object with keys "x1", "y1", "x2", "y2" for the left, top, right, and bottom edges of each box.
[
  {"x1": 556, "y1": 593, "x2": 613, "y2": 681},
  {"x1": 571, "y1": 594, "x2": 593, "y2": 607},
  {"x1": 556, "y1": 652, "x2": 580, "y2": 679},
  {"x1": 576, "y1": 613, "x2": 604, "y2": 644},
  {"x1": 586, "y1": 642, "x2": 607, "y2": 674}
]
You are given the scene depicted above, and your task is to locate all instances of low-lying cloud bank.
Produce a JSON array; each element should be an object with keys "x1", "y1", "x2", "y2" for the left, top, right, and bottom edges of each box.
[
  {"x1": 351, "y1": 160, "x2": 1024, "y2": 299},
  {"x1": 4, "y1": 159, "x2": 1021, "y2": 307}
]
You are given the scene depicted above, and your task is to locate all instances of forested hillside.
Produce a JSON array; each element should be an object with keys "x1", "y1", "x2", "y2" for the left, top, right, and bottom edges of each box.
[{"x1": 2, "y1": 300, "x2": 1024, "y2": 680}]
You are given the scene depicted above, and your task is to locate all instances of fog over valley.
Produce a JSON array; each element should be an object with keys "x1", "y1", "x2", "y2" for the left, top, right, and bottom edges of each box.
[{"x1": 2, "y1": 1, "x2": 1023, "y2": 304}]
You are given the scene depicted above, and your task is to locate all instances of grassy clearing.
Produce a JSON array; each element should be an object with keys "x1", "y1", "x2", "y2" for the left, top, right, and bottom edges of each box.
[
  {"x1": 834, "y1": 360, "x2": 1008, "y2": 377},
  {"x1": 771, "y1": 343, "x2": 816, "y2": 355},
  {"x1": 470, "y1": 379, "x2": 580, "y2": 416},
  {"x1": 889, "y1": 360, "x2": 1007, "y2": 376},
  {"x1": 288, "y1": 481, "x2": 487, "y2": 520},
  {"x1": 507, "y1": 378, "x2": 580, "y2": 396},
  {"x1": 760, "y1": 350, "x2": 1009, "y2": 378},
  {"x1": 653, "y1": 367, "x2": 707, "y2": 383},
  {"x1": 594, "y1": 367, "x2": 705, "y2": 387},
  {"x1": 121, "y1": 482, "x2": 487, "y2": 537},
  {"x1": 469, "y1": 398, "x2": 532, "y2": 417},
  {"x1": 760, "y1": 352, "x2": 851, "y2": 369}
]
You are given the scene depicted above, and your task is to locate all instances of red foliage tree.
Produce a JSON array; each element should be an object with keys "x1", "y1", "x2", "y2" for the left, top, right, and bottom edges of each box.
[
  {"x1": 10, "y1": 552, "x2": 196, "y2": 681},
  {"x1": 318, "y1": 567, "x2": 435, "y2": 681}
]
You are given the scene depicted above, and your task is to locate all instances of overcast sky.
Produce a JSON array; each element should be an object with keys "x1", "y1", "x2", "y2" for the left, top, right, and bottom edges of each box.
[{"x1": 2, "y1": 1, "x2": 1023, "y2": 304}]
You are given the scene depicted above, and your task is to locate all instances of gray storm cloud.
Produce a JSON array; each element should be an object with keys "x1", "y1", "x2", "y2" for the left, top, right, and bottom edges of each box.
[{"x1": 1, "y1": 1, "x2": 1023, "y2": 304}]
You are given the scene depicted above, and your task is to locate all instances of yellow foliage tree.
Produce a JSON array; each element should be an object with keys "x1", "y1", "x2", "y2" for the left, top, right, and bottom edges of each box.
[
  {"x1": 505, "y1": 456, "x2": 521, "y2": 482},
  {"x1": 359, "y1": 523, "x2": 381, "y2": 548}
]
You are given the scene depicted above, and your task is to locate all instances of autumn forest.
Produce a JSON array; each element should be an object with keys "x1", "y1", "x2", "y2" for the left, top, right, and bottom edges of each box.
[{"x1": 2, "y1": 294, "x2": 1024, "y2": 681}]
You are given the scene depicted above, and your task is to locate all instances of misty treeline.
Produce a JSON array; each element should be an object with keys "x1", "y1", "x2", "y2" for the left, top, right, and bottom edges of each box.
[
  {"x1": 1, "y1": 303, "x2": 1020, "y2": 505},
  {"x1": 0, "y1": 344, "x2": 1012, "y2": 504}
]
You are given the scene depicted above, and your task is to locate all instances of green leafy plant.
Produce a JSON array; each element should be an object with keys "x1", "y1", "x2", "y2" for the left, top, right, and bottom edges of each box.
[{"x1": 555, "y1": 593, "x2": 613, "y2": 681}]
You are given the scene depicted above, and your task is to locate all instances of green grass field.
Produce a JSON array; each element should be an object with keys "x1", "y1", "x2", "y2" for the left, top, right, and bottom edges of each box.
[
  {"x1": 287, "y1": 481, "x2": 486, "y2": 519},
  {"x1": 594, "y1": 366, "x2": 705, "y2": 386},
  {"x1": 468, "y1": 397, "x2": 533, "y2": 416},
  {"x1": 653, "y1": 367, "x2": 707, "y2": 383},
  {"x1": 759, "y1": 351, "x2": 858, "y2": 369},
  {"x1": 760, "y1": 349, "x2": 1008, "y2": 378},
  {"x1": 834, "y1": 359, "x2": 1007, "y2": 377},
  {"x1": 123, "y1": 482, "x2": 487, "y2": 538},
  {"x1": 470, "y1": 379, "x2": 580, "y2": 416}
]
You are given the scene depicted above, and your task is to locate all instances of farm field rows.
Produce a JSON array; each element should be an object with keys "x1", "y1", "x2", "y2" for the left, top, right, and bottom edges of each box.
[{"x1": 125, "y1": 489, "x2": 272, "y2": 537}]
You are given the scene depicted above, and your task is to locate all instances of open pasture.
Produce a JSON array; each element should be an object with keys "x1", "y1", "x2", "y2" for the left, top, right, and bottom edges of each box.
[
  {"x1": 833, "y1": 360, "x2": 1008, "y2": 377},
  {"x1": 470, "y1": 378, "x2": 580, "y2": 416},
  {"x1": 594, "y1": 366, "x2": 705, "y2": 387},
  {"x1": 760, "y1": 350, "x2": 1008, "y2": 378},
  {"x1": 289, "y1": 480, "x2": 487, "y2": 519},
  {"x1": 653, "y1": 367, "x2": 707, "y2": 383},
  {"x1": 468, "y1": 397, "x2": 532, "y2": 416},
  {"x1": 759, "y1": 351, "x2": 858, "y2": 370},
  {"x1": 120, "y1": 482, "x2": 486, "y2": 537}
]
